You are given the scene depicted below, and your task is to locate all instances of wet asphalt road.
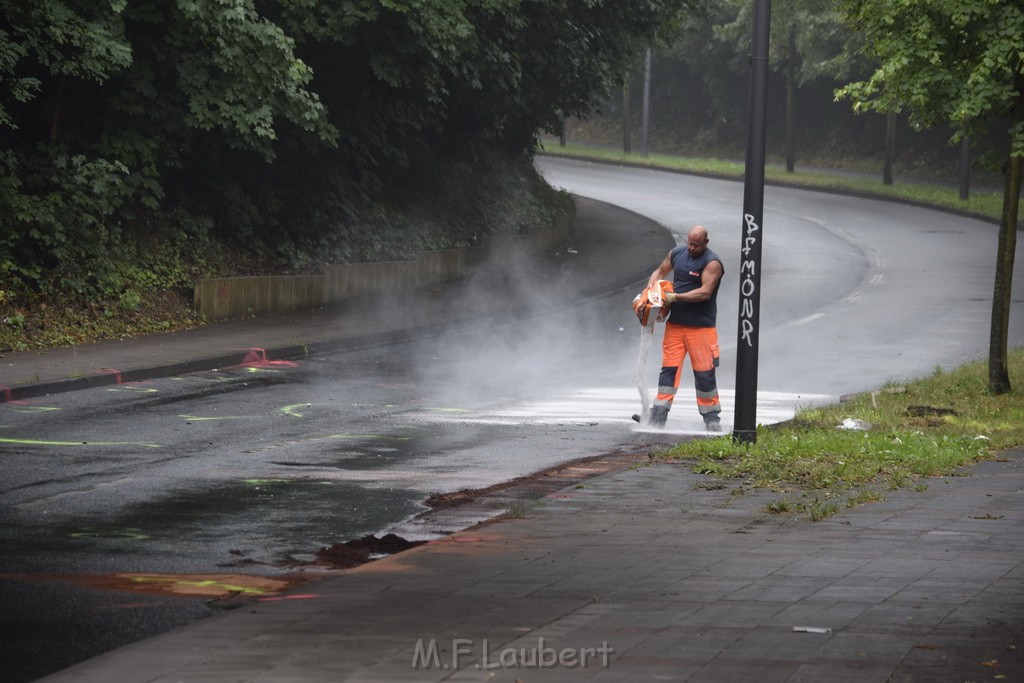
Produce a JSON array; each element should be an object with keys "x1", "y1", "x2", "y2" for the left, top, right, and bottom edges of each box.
[
  {"x1": 3, "y1": 156, "x2": 1023, "y2": 681},
  {"x1": 0, "y1": 293, "x2": 655, "y2": 682},
  {"x1": 537, "y1": 157, "x2": 1024, "y2": 395}
]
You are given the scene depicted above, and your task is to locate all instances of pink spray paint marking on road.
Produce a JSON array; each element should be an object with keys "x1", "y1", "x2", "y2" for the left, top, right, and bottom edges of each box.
[
  {"x1": 99, "y1": 368, "x2": 123, "y2": 384},
  {"x1": 238, "y1": 348, "x2": 299, "y2": 370}
]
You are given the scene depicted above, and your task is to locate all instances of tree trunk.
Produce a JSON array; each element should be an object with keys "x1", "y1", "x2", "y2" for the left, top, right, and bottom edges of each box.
[
  {"x1": 959, "y1": 136, "x2": 970, "y2": 201},
  {"x1": 49, "y1": 75, "x2": 66, "y2": 144},
  {"x1": 641, "y1": 48, "x2": 651, "y2": 159},
  {"x1": 785, "y1": 27, "x2": 797, "y2": 173},
  {"x1": 623, "y1": 82, "x2": 631, "y2": 154},
  {"x1": 883, "y1": 109, "x2": 896, "y2": 185},
  {"x1": 988, "y1": 89, "x2": 1023, "y2": 394}
]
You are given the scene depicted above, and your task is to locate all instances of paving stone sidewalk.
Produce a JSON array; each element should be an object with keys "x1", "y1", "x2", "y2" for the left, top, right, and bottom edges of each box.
[{"x1": 43, "y1": 449, "x2": 1024, "y2": 682}]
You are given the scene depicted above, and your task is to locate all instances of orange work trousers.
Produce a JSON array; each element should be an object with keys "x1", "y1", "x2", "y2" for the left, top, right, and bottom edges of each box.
[{"x1": 655, "y1": 324, "x2": 721, "y2": 418}]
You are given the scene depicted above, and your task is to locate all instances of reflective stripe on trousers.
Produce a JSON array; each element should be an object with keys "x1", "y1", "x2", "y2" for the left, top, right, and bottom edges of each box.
[{"x1": 655, "y1": 324, "x2": 721, "y2": 416}]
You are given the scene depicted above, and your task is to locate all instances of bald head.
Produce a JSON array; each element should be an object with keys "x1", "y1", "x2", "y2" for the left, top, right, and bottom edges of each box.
[{"x1": 686, "y1": 225, "x2": 709, "y2": 257}]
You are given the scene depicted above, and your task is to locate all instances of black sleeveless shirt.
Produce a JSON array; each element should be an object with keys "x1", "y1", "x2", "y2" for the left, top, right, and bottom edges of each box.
[{"x1": 668, "y1": 246, "x2": 723, "y2": 328}]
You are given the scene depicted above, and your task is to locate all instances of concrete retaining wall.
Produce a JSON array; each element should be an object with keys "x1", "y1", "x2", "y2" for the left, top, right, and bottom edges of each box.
[{"x1": 194, "y1": 207, "x2": 573, "y2": 322}]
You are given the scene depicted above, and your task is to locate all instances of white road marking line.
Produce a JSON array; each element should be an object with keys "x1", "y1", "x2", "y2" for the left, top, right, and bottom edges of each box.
[
  {"x1": 843, "y1": 291, "x2": 863, "y2": 304},
  {"x1": 790, "y1": 313, "x2": 825, "y2": 327},
  {"x1": 870, "y1": 274, "x2": 884, "y2": 285}
]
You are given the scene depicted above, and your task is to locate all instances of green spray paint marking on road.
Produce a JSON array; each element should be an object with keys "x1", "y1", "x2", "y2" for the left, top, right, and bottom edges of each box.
[
  {"x1": 425, "y1": 407, "x2": 472, "y2": 413},
  {"x1": 244, "y1": 366, "x2": 280, "y2": 374},
  {"x1": 107, "y1": 387, "x2": 158, "y2": 393},
  {"x1": 0, "y1": 437, "x2": 160, "y2": 448},
  {"x1": 70, "y1": 526, "x2": 150, "y2": 540},
  {"x1": 280, "y1": 403, "x2": 313, "y2": 418},
  {"x1": 179, "y1": 415, "x2": 255, "y2": 421},
  {"x1": 15, "y1": 406, "x2": 61, "y2": 413}
]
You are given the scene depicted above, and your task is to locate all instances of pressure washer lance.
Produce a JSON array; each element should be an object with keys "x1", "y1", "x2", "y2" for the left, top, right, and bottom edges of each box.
[{"x1": 630, "y1": 280, "x2": 674, "y2": 424}]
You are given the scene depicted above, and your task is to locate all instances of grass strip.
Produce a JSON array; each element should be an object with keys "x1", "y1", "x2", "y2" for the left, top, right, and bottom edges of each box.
[{"x1": 658, "y1": 349, "x2": 1024, "y2": 519}]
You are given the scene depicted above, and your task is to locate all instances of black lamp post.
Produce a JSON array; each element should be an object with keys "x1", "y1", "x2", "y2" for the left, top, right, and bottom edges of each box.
[{"x1": 733, "y1": 0, "x2": 772, "y2": 444}]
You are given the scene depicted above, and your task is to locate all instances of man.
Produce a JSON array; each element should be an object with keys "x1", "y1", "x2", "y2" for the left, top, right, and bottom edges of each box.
[{"x1": 646, "y1": 225, "x2": 724, "y2": 431}]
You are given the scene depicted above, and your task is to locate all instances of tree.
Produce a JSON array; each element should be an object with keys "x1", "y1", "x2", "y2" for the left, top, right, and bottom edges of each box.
[
  {"x1": 714, "y1": 0, "x2": 868, "y2": 172},
  {"x1": 0, "y1": 0, "x2": 336, "y2": 298},
  {"x1": 1, "y1": 0, "x2": 699, "y2": 310},
  {"x1": 836, "y1": 0, "x2": 1023, "y2": 394}
]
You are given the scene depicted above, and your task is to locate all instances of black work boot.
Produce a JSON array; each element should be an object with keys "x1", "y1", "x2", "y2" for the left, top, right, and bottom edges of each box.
[
  {"x1": 648, "y1": 405, "x2": 669, "y2": 427},
  {"x1": 704, "y1": 414, "x2": 722, "y2": 432}
]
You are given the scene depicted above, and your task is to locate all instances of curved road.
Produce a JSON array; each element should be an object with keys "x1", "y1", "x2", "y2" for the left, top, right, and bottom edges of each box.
[{"x1": 537, "y1": 156, "x2": 1024, "y2": 399}]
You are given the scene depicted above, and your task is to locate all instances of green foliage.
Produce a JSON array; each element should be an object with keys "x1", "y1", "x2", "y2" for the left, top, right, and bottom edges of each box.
[
  {"x1": 712, "y1": 0, "x2": 870, "y2": 84},
  {"x1": 846, "y1": 489, "x2": 884, "y2": 507},
  {"x1": 0, "y1": 149, "x2": 132, "y2": 292},
  {"x1": 505, "y1": 499, "x2": 533, "y2": 519},
  {"x1": 171, "y1": 1, "x2": 335, "y2": 155},
  {"x1": 763, "y1": 493, "x2": 861, "y2": 521},
  {"x1": 835, "y1": 0, "x2": 1024, "y2": 144},
  {"x1": 0, "y1": 0, "x2": 132, "y2": 129},
  {"x1": 687, "y1": 428, "x2": 988, "y2": 490},
  {"x1": 0, "y1": 0, "x2": 696, "y2": 322},
  {"x1": 763, "y1": 499, "x2": 793, "y2": 513},
  {"x1": 807, "y1": 499, "x2": 840, "y2": 521},
  {"x1": 836, "y1": 0, "x2": 1024, "y2": 395}
]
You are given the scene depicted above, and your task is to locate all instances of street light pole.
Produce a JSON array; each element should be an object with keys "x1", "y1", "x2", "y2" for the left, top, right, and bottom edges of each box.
[{"x1": 733, "y1": 0, "x2": 772, "y2": 444}]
